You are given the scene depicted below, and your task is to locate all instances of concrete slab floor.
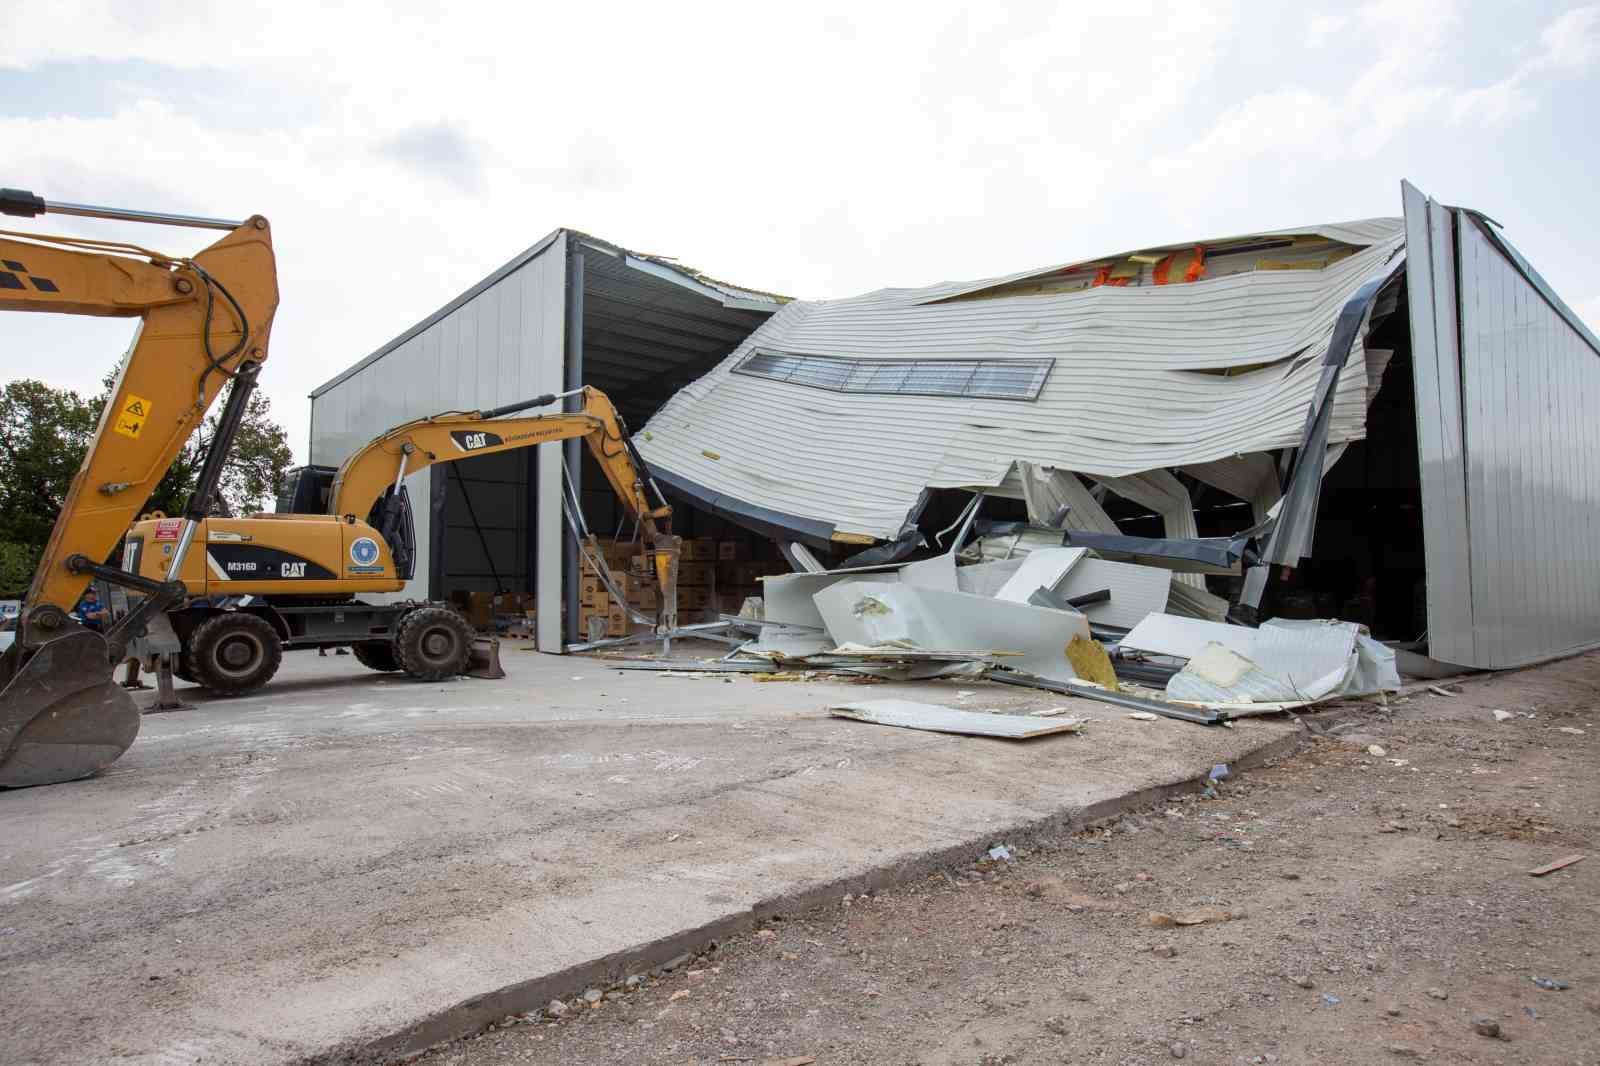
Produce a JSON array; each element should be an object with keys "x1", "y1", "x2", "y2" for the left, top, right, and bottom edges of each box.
[{"x1": 0, "y1": 642, "x2": 1296, "y2": 1065}]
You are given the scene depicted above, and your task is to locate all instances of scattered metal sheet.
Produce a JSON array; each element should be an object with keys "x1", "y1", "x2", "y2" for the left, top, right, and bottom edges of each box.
[
  {"x1": 1029, "y1": 586, "x2": 1110, "y2": 610},
  {"x1": 605, "y1": 659, "x2": 775, "y2": 673},
  {"x1": 955, "y1": 557, "x2": 1028, "y2": 596},
  {"x1": 1154, "y1": 618, "x2": 1400, "y2": 705},
  {"x1": 760, "y1": 569, "x2": 901, "y2": 628},
  {"x1": 813, "y1": 581, "x2": 1089, "y2": 683},
  {"x1": 824, "y1": 641, "x2": 1009, "y2": 663},
  {"x1": 1121, "y1": 614, "x2": 1256, "y2": 660},
  {"x1": 1056, "y1": 559, "x2": 1173, "y2": 630},
  {"x1": 829, "y1": 699, "x2": 1088, "y2": 739},
  {"x1": 1062, "y1": 529, "x2": 1255, "y2": 575},
  {"x1": 1164, "y1": 580, "x2": 1231, "y2": 622},
  {"x1": 1166, "y1": 642, "x2": 1302, "y2": 704},
  {"x1": 987, "y1": 668, "x2": 1226, "y2": 725},
  {"x1": 993, "y1": 547, "x2": 1087, "y2": 602},
  {"x1": 754, "y1": 623, "x2": 834, "y2": 659}
]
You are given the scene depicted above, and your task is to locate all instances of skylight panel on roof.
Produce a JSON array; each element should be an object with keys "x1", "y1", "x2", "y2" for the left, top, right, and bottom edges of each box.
[{"x1": 734, "y1": 350, "x2": 1052, "y2": 401}]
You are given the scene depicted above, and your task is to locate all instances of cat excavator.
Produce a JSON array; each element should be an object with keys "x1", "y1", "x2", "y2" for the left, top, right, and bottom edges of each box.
[
  {"x1": 119, "y1": 386, "x2": 681, "y2": 694},
  {"x1": 0, "y1": 187, "x2": 279, "y2": 788}
]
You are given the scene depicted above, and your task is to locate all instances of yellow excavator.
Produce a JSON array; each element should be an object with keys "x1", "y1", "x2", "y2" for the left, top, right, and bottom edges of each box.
[
  {"x1": 120, "y1": 386, "x2": 681, "y2": 693},
  {"x1": 0, "y1": 187, "x2": 279, "y2": 787}
]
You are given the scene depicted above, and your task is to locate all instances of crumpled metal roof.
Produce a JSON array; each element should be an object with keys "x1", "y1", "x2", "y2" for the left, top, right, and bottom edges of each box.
[{"x1": 636, "y1": 218, "x2": 1406, "y2": 542}]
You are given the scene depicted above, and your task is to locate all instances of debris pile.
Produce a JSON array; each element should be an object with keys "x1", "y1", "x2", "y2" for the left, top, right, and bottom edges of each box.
[
  {"x1": 605, "y1": 492, "x2": 1401, "y2": 728},
  {"x1": 740, "y1": 497, "x2": 1398, "y2": 720}
]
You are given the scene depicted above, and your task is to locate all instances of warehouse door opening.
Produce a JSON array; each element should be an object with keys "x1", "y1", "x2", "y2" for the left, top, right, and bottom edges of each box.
[{"x1": 563, "y1": 241, "x2": 786, "y2": 642}]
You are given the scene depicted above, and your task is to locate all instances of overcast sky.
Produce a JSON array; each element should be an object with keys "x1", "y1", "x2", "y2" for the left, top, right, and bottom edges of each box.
[{"x1": 3, "y1": 0, "x2": 1597, "y2": 462}]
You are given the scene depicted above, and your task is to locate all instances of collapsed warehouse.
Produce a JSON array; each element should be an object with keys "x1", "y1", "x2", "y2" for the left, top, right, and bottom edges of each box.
[{"x1": 308, "y1": 180, "x2": 1600, "y2": 672}]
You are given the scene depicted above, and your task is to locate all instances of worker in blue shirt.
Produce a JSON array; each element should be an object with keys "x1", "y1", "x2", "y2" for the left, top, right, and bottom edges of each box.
[{"x1": 74, "y1": 586, "x2": 109, "y2": 632}]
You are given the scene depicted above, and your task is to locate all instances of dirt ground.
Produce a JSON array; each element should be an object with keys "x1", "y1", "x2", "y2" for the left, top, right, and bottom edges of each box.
[{"x1": 414, "y1": 652, "x2": 1600, "y2": 1066}]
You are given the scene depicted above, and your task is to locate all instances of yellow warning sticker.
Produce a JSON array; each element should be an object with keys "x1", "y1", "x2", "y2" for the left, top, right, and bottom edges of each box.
[{"x1": 113, "y1": 393, "x2": 153, "y2": 439}]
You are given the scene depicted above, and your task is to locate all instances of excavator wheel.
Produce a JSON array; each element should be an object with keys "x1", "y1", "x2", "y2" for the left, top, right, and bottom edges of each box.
[
  {"x1": 188, "y1": 612, "x2": 283, "y2": 695},
  {"x1": 351, "y1": 641, "x2": 401, "y2": 673},
  {"x1": 395, "y1": 606, "x2": 473, "y2": 681},
  {"x1": 0, "y1": 630, "x2": 141, "y2": 788}
]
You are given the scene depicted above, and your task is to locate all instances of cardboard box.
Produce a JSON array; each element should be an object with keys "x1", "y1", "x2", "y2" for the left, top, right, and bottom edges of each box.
[
  {"x1": 457, "y1": 590, "x2": 493, "y2": 629},
  {"x1": 679, "y1": 587, "x2": 710, "y2": 610},
  {"x1": 606, "y1": 604, "x2": 628, "y2": 634},
  {"x1": 678, "y1": 562, "x2": 713, "y2": 587},
  {"x1": 715, "y1": 593, "x2": 745, "y2": 615},
  {"x1": 682, "y1": 538, "x2": 717, "y2": 561},
  {"x1": 577, "y1": 605, "x2": 610, "y2": 639},
  {"x1": 632, "y1": 583, "x2": 658, "y2": 610},
  {"x1": 580, "y1": 573, "x2": 606, "y2": 606},
  {"x1": 717, "y1": 540, "x2": 751, "y2": 562},
  {"x1": 630, "y1": 554, "x2": 652, "y2": 576}
]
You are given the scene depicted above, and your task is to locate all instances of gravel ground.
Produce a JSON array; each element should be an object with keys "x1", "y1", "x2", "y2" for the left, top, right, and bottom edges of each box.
[{"x1": 413, "y1": 652, "x2": 1600, "y2": 1066}]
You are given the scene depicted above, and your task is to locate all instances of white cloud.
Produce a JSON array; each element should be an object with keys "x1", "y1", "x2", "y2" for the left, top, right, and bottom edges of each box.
[
  {"x1": 1537, "y1": 3, "x2": 1600, "y2": 71},
  {"x1": 1448, "y1": 73, "x2": 1535, "y2": 125},
  {"x1": 1151, "y1": 0, "x2": 1598, "y2": 217},
  {"x1": 1307, "y1": 12, "x2": 1350, "y2": 43}
]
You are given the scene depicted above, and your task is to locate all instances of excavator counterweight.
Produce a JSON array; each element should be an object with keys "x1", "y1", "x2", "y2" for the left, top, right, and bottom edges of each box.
[{"x1": 0, "y1": 189, "x2": 278, "y2": 787}]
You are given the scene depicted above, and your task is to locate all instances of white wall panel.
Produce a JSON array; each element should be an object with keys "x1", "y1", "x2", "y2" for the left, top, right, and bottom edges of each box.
[{"x1": 1405, "y1": 181, "x2": 1600, "y2": 668}]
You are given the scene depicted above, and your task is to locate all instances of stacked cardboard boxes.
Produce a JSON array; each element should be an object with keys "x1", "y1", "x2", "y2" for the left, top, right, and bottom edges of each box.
[
  {"x1": 671, "y1": 537, "x2": 784, "y2": 618},
  {"x1": 449, "y1": 530, "x2": 787, "y2": 637},
  {"x1": 449, "y1": 590, "x2": 537, "y2": 637},
  {"x1": 580, "y1": 538, "x2": 655, "y2": 638}
]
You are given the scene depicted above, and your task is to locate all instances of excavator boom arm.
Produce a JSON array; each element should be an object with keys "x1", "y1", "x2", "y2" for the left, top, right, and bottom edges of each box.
[
  {"x1": 328, "y1": 387, "x2": 669, "y2": 530},
  {"x1": 0, "y1": 189, "x2": 278, "y2": 788}
]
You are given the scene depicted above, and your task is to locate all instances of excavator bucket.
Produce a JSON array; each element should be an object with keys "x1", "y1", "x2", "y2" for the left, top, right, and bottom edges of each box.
[
  {"x1": 0, "y1": 630, "x2": 141, "y2": 789},
  {"x1": 465, "y1": 635, "x2": 505, "y2": 679}
]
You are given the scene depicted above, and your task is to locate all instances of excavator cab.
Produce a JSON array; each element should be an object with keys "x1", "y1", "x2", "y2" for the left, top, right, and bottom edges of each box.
[{"x1": 275, "y1": 464, "x2": 336, "y2": 515}]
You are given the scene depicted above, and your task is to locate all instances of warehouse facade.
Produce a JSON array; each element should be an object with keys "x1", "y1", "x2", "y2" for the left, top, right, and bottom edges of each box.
[{"x1": 308, "y1": 230, "x2": 782, "y2": 651}]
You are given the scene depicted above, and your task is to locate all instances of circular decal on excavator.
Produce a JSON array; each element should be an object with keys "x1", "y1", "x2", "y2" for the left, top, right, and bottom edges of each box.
[{"x1": 350, "y1": 537, "x2": 381, "y2": 566}]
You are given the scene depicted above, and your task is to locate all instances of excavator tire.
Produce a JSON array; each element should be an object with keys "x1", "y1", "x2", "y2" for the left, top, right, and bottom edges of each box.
[
  {"x1": 395, "y1": 606, "x2": 473, "y2": 681},
  {"x1": 0, "y1": 630, "x2": 141, "y2": 788},
  {"x1": 351, "y1": 641, "x2": 401, "y2": 672},
  {"x1": 188, "y1": 612, "x2": 283, "y2": 695}
]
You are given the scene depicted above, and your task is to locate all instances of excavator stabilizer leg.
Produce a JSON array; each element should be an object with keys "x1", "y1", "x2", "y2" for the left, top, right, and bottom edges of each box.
[
  {"x1": 466, "y1": 636, "x2": 506, "y2": 680},
  {"x1": 0, "y1": 631, "x2": 141, "y2": 788}
]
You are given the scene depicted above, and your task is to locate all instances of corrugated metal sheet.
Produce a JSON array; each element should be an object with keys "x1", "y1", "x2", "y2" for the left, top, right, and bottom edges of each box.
[
  {"x1": 638, "y1": 220, "x2": 1405, "y2": 540},
  {"x1": 1405, "y1": 180, "x2": 1600, "y2": 668}
]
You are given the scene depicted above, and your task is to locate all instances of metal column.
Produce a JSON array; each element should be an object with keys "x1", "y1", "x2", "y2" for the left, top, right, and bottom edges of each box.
[{"x1": 563, "y1": 244, "x2": 585, "y2": 643}]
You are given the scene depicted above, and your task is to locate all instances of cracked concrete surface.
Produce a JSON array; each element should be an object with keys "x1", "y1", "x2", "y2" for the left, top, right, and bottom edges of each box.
[{"x1": 0, "y1": 645, "x2": 1294, "y2": 1064}]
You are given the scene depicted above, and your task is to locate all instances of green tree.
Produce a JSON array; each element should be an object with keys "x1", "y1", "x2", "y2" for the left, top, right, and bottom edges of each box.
[
  {"x1": 0, "y1": 380, "x2": 99, "y2": 552},
  {"x1": 0, "y1": 373, "x2": 294, "y2": 595}
]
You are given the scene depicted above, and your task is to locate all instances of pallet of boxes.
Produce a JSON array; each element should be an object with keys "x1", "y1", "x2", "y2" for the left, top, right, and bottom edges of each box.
[
  {"x1": 578, "y1": 538, "x2": 656, "y2": 640},
  {"x1": 581, "y1": 533, "x2": 784, "y2": 637},
  {"x1": 449, "y1": 589, "x2": 537, "y2": 639},
  {"x1": 679, "y1": 536, "x2": 783, "y2": 623}
]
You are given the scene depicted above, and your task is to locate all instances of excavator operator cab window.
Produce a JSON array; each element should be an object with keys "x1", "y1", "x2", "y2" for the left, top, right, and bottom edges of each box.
[{"x1": 277, "y1": 465, "x2": 337, "y2": 515}]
